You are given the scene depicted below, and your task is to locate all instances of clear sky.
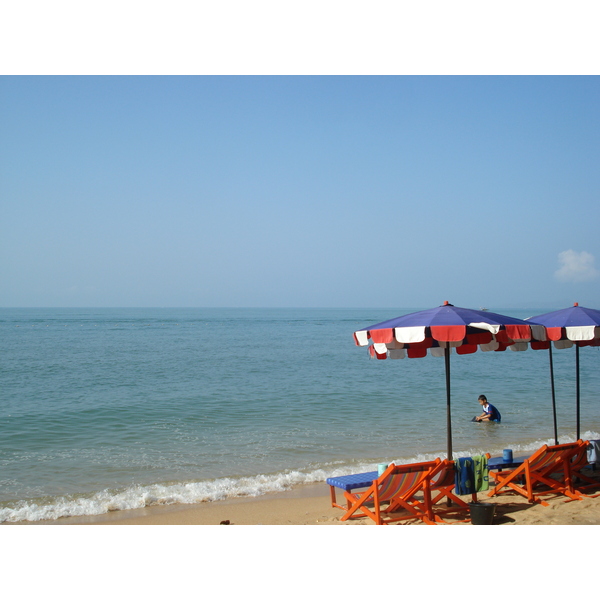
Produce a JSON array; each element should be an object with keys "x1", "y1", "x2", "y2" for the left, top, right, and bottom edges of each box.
[{"x1": 1, "y1": 75, "x2": 599, "y2": 309}]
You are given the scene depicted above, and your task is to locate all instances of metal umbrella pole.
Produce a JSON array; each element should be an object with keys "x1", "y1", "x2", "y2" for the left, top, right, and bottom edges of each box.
[
  {"x1": 576, "y1": 344, "x2": 580, "y2": 441},
  {"x1": 548, "y1": 345, "x2": 559, "y2": 445},
  {"x1": 445, "y1": 345, "x2": 452, "y2": 460}
]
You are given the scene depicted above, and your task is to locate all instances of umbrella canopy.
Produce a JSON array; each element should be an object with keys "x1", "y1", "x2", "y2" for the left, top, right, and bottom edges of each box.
[
  {"x1": 354, "y1": 302, "x2": 546, "y2": 459},
  {"x1": 528, "y1": 303, "x2": 600, "y2": 441}
]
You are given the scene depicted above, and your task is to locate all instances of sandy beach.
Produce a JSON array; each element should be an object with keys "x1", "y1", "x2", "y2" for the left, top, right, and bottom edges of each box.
[
  {"x1": 5, "y1": 481, "x2": 597, "y2": 600},
  {"x1": 9, "y1": 469, "x2": 600, "y2": 525},
  {"x1": 5, "y1": 465, "x2": 599, "y2": 600}
]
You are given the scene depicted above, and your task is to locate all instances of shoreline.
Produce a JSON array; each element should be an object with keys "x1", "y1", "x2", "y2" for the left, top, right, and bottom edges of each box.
[
  {"x1": 6, "y1": 476, "x2": 600, "y2": 525},
  {"x1": 5, "y1": 432, "x2": 600, "y2": 525}
]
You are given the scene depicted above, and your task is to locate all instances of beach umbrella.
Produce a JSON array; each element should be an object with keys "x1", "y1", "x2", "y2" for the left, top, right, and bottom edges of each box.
[
  {"x1": 528, "y1": 303, "x2": 600, "y2": 442},
  {"x1": 354, "y1": 302, "x2": 546, "y2": 459}
]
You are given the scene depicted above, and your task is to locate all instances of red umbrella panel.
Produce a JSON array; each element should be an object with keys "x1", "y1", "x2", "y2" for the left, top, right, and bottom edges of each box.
[{"x1": 354, "y1": 302, "x2": 546, "y2": 459}]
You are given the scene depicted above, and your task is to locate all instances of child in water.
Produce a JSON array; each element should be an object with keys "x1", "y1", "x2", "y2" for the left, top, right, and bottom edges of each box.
[{"x1": 475, "y1": 394, "x2": 501, "y2": 422}]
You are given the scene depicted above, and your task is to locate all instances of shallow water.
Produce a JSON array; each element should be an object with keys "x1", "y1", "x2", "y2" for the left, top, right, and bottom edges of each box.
[{"x1": 1, "y1": 307, "x2": 598, "y2": 522}]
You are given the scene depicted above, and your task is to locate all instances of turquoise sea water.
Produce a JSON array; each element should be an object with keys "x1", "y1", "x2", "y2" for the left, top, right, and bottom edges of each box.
[{"x1": 1, "y1": 307, "x2": 599, "y2": 523}]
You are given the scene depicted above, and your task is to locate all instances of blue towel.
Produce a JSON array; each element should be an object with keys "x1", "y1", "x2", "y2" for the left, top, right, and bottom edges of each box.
[{"x1": 454, "y1": 457, "x2": 474, "y2": 495}]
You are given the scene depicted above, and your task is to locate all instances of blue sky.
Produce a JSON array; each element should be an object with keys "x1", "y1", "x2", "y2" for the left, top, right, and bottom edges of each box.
[{"x1": 1, "y1": 76, "x2": 599, "y2": 309}]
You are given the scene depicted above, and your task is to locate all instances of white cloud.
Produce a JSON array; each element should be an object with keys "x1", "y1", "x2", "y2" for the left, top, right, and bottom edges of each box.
[{"x1": 555, "y1": 250, "x2": 599, "y2": 283}]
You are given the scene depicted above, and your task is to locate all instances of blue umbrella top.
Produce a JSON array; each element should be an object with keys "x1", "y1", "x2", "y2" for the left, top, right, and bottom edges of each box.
[
  {"x1": 354, "y1": 302, "x2": 547, "y2": 360},
  {"x1": 528, "y1": 303, "x2": 600, "y2": 347}
]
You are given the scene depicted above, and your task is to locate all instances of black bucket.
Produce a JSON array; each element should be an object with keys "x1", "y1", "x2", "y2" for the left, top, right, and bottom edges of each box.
[{"x1": 469, "y1": 502, "x2": 496, "y2": 525}]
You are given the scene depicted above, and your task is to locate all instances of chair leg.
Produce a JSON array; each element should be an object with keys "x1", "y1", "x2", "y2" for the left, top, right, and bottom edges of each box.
[{"x1": 329, "y1": 486, "x2": 338, "y2": 508}]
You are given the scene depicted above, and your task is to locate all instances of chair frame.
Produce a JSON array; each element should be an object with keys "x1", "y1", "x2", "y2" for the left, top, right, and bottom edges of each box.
[
  {"x1": 569, "y1": 441, "x2": 600, "y2": 497},
  {"x1": 487, "y1": 441, "x2": 586, "y2": 506},
  {"x1": 339, "y1": 460, "x2": 440, "y2": 524},
  {"x1": 408, "y1": 458, "x2": 482, "y2": 524},
  {"x1": 339, "y1": 457, "x2": 487, "y2": 525}
]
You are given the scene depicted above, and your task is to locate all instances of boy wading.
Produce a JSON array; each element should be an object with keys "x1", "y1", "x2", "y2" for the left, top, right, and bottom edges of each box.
[{"x1": 475, "y1": 394, "x2": 501, "y2": 422}]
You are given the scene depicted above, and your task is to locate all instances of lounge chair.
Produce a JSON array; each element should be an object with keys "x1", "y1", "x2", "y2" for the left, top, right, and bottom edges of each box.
[
  {"x1": 340, "y1": 457, "x2": 489, "y2": 525},
  {"x1": 570, "y1": 441, "x2": 600, "y2": 496},
  {"x1": 400, "y1": 458, "x2": 489, "y2": 524},
  {"x1": 340, "y1": 460, "x2": 439, "y2": 524},
  {"x1": 487, "y1": 441, "x2": 585, "y2": 506}
]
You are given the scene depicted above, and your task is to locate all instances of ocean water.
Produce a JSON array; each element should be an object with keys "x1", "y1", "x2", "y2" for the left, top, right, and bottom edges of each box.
[{"x1": 1, "y1": 307, "x2": 599, "y2": 523}]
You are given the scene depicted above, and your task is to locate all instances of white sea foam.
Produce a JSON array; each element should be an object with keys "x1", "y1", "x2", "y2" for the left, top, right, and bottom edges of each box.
[
  {"x1": 3, "y1": 431, "x2": 598, "y2": 523},
  {"x1": 0, "y1": 467, "x2": 332, "y2": 523}
]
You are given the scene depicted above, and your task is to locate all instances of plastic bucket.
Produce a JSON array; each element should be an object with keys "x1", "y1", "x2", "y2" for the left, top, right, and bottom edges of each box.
[{"x1": 469, "y1": 502, "x2": 496, "y2": 525}]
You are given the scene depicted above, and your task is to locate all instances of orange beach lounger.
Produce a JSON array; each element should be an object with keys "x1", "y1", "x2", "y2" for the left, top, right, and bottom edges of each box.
[
  {"x1": 570, "y1": 441, "x2": 600, "y2": 497},
  {"x1": 403, "y1": 458, "x2": 481, "y2": 524},
  {"x1": 487, "y1": 441, "x2": 587, "y2": 506},
  {"x1": 340, "y1": 460, "x2": 439, "y2": 524},
  {"x1": 337, "y1": 458, "x2": 485, "y2": 525}
]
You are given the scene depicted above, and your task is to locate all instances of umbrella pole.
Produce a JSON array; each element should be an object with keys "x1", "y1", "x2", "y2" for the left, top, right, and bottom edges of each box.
[
  {"x1": 576, "y1": 344, "x2": 580, "y2": 441},
  {"x1": 445, "y1": 346, "x2": 452, "y2": 460},
  {"x1": 548, "y1": 345, "x2": 558, "y2": 445},
  {"x1": 444, "y1": 346, "x2": 452, "y2": 507}
]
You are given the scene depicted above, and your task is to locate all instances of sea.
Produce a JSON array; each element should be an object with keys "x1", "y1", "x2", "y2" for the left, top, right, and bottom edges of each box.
[{"x1": 1, "y1": 307, "x2": 599, "y2": 523}]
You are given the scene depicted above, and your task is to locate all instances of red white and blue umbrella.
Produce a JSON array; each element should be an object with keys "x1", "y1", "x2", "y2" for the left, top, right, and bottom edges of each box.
[
  {"x1": 528, "y1": 303, "x2": 600, "y2": 441},
  {"x1": 354, "y1": 302, "x2": 546, "y2": 459}
]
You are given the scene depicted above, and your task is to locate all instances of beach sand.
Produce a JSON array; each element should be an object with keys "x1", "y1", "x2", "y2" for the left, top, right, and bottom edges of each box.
[
  {"x1": 11, "y1": 469, "x2": 600, "y2": 525},
  {"x1": 6, "y1": 472, "x2": 599, "y2": 599}
]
